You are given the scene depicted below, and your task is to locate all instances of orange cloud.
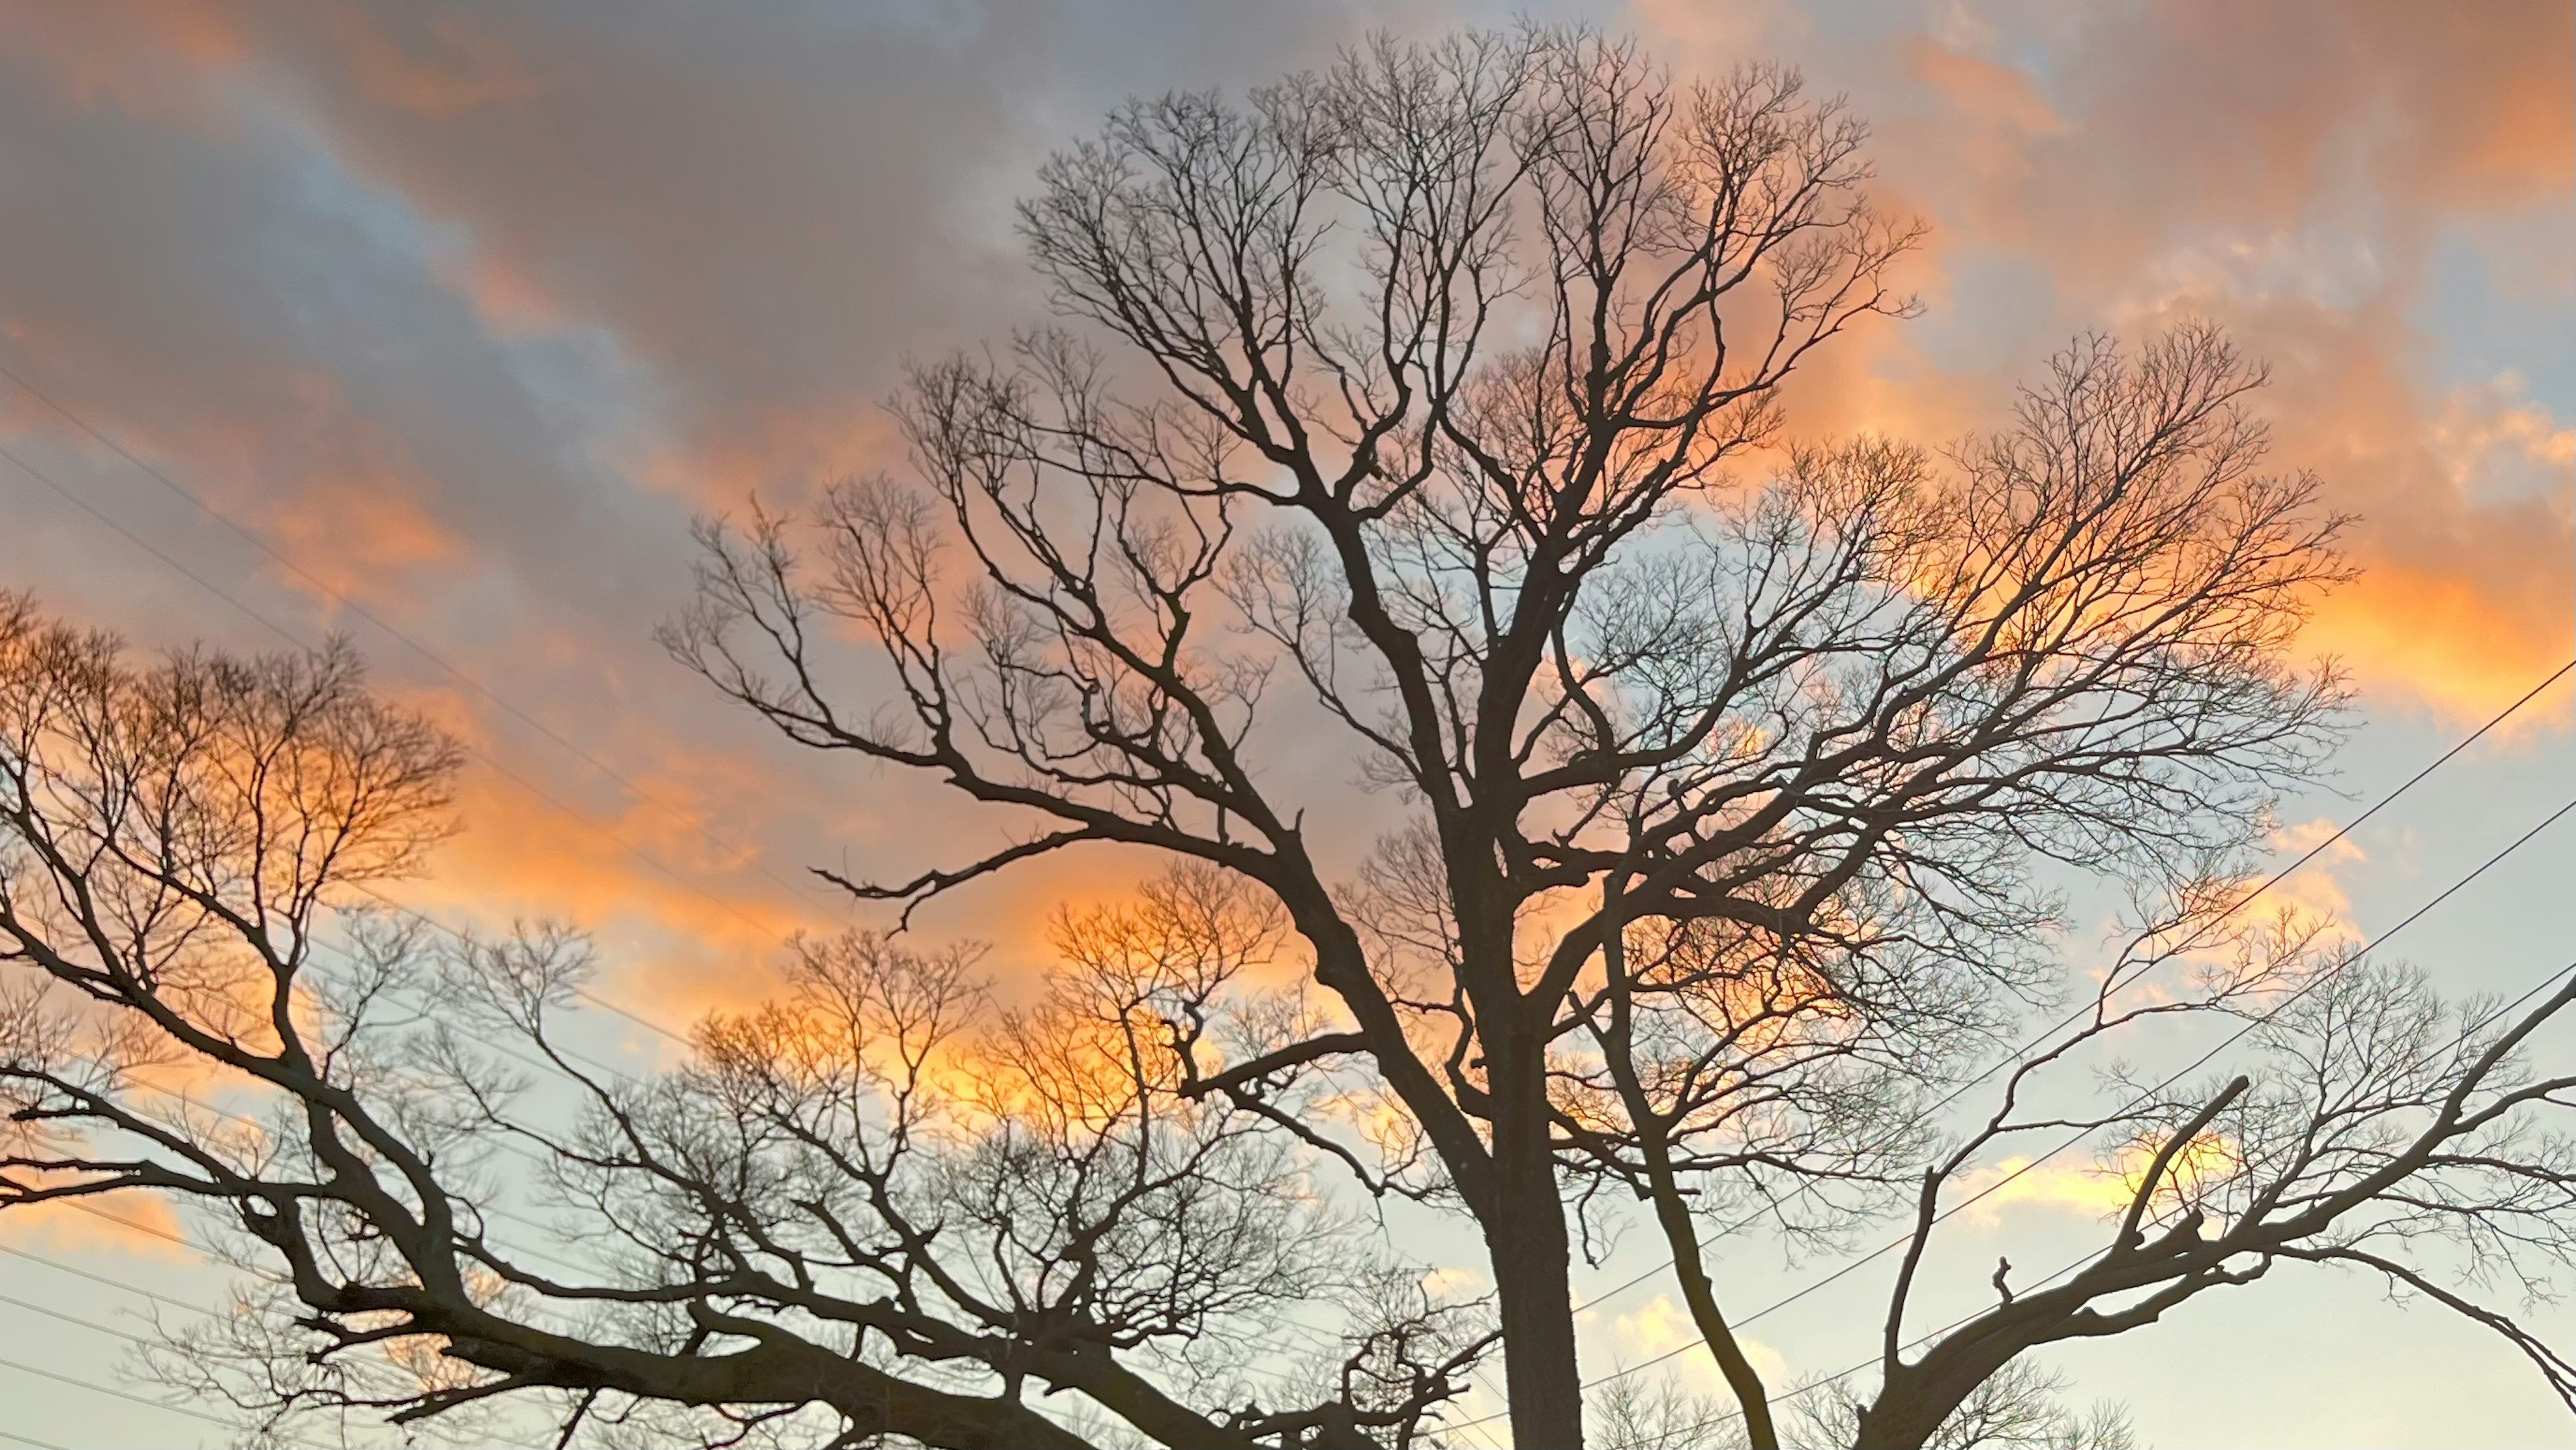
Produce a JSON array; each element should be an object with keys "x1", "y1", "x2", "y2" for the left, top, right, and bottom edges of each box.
[
  {"x1": 0, "y1": 0, "x2": 246, "y2": 119},
  {"x1": 405, "y1": 749, "x2": 820, "y2": 1019},
  {"x1": 0, "y1": 307, "x2": 478, "y2": 619},
  {"x1": 2306, "y1": 563, "x2": 2572, "y2": 724},
  {"x1": 262, "y1": 470, "x2": 466, "y2": 602},
  {"x1": 0, "y1": 0, "x2": 2563, "y2": 1172},
  {"x1": 2257, "y1": 343, "x2": 2573, "y2": 721},
  {"x1": 1905, "y1": 40, "x2": 2058, "y2": 138},
  {"x1": 625, "y1": 393, "x2": 915, "y2": 512},
  {"x1": 1611, "y1": 1292, "x2": 1790, "y2": 1392},
  {"x1": 1959, "y1": 1131, "x2": 2240, "y2": 1228},
  {"x1": 311, "y1": 9, "x2": 551, "y2": 118},
  {"x1": 1642, "y1": 0, "x2": 2575, "y2": 725},
  {"x1": 0, "y1": 1186, "x2": 193, "y2": 1262}
]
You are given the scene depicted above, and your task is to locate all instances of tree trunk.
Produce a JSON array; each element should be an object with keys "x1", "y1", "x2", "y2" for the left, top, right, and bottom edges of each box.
[
  {"x1": 1597, "y1": 878, "x2": 1778, "y2": 1449},
  {"x1": 1642, "y1": 1158, "x2": 1778, "y2": 1449},
  {"x1": 1486, "y1": 1040, "x2": 1585, "y2": 1448},
  {"x1": 1851, "y1": 1351, "x2": 2012, "y2": 1450},
  {"x1": 1850, "y1": 1394, "x2": 1944, "y2": 1450}
]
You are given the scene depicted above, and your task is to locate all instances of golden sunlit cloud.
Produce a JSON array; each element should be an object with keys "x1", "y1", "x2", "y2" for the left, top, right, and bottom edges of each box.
[
  {"x1": 2305, "y1": 565, "x2": 2573, "y2": 724},
  {"x1": 2253, "y1": 817, "x2": 2371, "y2": 950},
  {"x1": 0, "y1": 1186, "x2": 193, "y2": 1262},
  {"x1": 1613, "y1": 1293, "x2": 1790, "y2": 1390},
  {"x1": 1957, "y1": 1131, "x2": 2241, "y2": 1229},
  {"x1": 1638, "y1": 0, "x2": 2575, "y2": 729}
]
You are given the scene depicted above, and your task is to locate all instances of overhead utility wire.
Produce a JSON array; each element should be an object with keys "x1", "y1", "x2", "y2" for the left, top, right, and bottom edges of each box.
[
  {"x1": 0, "y1": 405, "x2": 1391, "y2": 1405},
  {"x1": 1593, "y1": 792, "x2": 2575, "y2": 1392},
  {"x1": 12, "y1": 348, "x2": 2573, "y2": 1438},
  {"x1": 0, "y1": 1351, "x2": 232, "y2": 1428}
]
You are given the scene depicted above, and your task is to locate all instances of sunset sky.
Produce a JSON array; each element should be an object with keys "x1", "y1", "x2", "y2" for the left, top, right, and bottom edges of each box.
[{"x1": 0, "y1": 3, "x2": 2569, "y2": 1446}]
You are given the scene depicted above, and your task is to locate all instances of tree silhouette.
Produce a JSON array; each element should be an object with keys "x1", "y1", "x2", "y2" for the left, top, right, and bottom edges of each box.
[{"x1": 668, "y1": 25, "x2": 2483, "y2": 1447}]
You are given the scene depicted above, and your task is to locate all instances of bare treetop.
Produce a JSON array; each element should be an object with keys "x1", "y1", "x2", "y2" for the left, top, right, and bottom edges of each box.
[{"x1": 665, "y1": 25, "x2": 2363, "y2": 1446}]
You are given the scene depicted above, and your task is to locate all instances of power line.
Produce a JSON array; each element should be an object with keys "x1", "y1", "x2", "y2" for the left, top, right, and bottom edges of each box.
[
  {"x1": 16, "y1": 988, "x2": 1362, "y2": 1439},
  {"x1": 1443, "y1": 794, "x2": 2576, "y2": 1431},
  {"x1": 0, "y1": 1351, "x2": 233, "y2": 1428},
  {"x1": 0, "y1": 1241, "x2": 217, "y2": 1316},
  {"x1": 0, "y1": 1241, "x2": 426, "y2": 1438},
  {"x1": 1913, "y1": 658, "x2": 2573, "y2": 1130},
  {"x1": 1, "y1": 1249, "x2": 400, "y2": 1439},
  {"x1": 50, "y1": 1179, "x2": 598, "y2": 1299},
  {"x1": 1558, "y1": 654, "x2": 2574, "y2": 1323},
  {"x1": 0, "y1": 353, "x2": 839, "y2": 920},
  {"x1": 56, "y1": 1073, "x2": 640, "y2": 1289},
  {"x1": 49, "y1": 1200, "x2": 193, "y2": 1251},
  {"x1": 0, "y1": 408, "x2": 1347, "y2": 1401},
  {"x1": 35, "y1": 1194, "x2": 615, "y2": 1406},
  {"x1": 0, "y1": 423, "x2": 947, "y2": 1398},
  {"x1": 15, "y1": 343, "x2": 2568, "y2": 1440},
  {"x1": 0, "y1": 1427, "x2": 69, "y2": 1450},
  {"x1": 0, "y1": 1288, "x2": 162, "y2": 1347},
  {"x1": 15, "y1": 918, "x2": 763, "y2": 1285},
  {"x1": 6, "y1": 969, "x2": 656, "y2": 1327},
  {"x1": 4, "y1": 888, "x2": 1342, "y2": 1432},
  {"x1": 3, "y1": 862, "x2": 1322, "y2": 1418},
  {"x1": 39, "y1": 1196, "x2": 598, "y2": 1337},
  {"x1": 9, "y1": 1227, "x2": 441, "y2": 1431}
]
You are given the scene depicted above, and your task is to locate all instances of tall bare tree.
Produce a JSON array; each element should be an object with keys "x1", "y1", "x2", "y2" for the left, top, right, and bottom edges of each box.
[{"x1": 663, "y1": 25, "x2": 2418, "y2": 1445}]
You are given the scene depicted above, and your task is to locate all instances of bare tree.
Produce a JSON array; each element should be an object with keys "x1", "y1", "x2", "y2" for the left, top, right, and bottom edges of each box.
[
  {"x1": 662, "y1": 25, "x2": 2419, "y2": 1445},
  {"x1": 0, "y1": 596, "x2": 1493, "y2": 1448}
]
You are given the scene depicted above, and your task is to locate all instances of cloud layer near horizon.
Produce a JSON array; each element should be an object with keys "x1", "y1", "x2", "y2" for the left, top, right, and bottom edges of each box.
[{"x1": 0, "y1": 0, "x2": 2567, "y2": 1010}]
